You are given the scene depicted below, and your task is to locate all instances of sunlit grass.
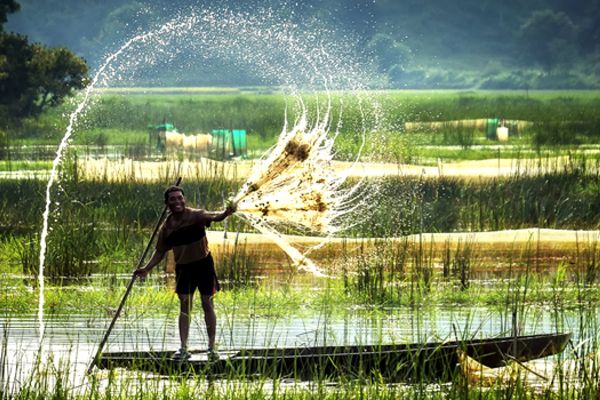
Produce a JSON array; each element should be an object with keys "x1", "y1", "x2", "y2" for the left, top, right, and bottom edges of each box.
[
  {"x1": 2, "y1": 153, "x2": 600, "y2": 281},
  {"x1": 3, "y1": 258, "x2": 600, "y2": 316},
  {"x1": 92, "y1": 86, "x2": 247, "y2": 94},
  {"x1": 70, "y1": 128, "x2": 148, "y2": 147},
  {"x1": 0, "y1": 160, "x2": 53, "y2": 171}
]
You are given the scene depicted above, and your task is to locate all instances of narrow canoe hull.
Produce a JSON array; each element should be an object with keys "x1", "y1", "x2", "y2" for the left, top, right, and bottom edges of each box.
[{"x1": 93, "y1": 333, "x2": 570, "y2": 382}]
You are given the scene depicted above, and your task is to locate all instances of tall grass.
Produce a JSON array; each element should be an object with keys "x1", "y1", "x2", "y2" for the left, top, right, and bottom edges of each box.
[
  {"x1": 1, "y1": 265, "x2": 600, "y2": 398},
  {"x1": 342, "y1": 158, "x2": 600, "y2": 237},
  {"x1": 4, "y1": 91, "x2": 600, "y2": 398},
  {"x1": 80, "y1": 94, "x2": 290, "y2": 141},
  {"x1": 2, "y1": 230, "x2": 599, "y2": 395},
  {"x1": 2, "y1": 153, "x2": 600, "y2": 280},
  {"x1": 4, "y1": 230, "x2": 600, "y2": 314}
]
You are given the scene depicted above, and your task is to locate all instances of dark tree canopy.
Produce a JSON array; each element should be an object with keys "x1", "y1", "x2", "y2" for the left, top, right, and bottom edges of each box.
[
  {"x1": 0, "y1": 0, "x2": 19, "y2": 29},
  {"x1": 0, "y1": 0, "x2": 89, "y2": 119},
  {"x1": 517, "y1": 9, "x2": 578, "y2": 70}
]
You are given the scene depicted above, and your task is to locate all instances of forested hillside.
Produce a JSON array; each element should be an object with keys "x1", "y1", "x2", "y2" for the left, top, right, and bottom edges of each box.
[{"x1": 5, "y1": 0, "x2": 600, "y2": 88}]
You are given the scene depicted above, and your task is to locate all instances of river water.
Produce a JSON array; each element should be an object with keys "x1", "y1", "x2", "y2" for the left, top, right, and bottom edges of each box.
[{"x1": 0, "y1": 302, "x2": 586, "y2": 394}]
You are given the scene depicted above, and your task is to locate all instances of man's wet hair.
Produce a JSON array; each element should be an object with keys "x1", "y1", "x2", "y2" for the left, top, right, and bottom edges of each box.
[{"x1": 164, "y1": 185, "x2": 184, "y2": 202}]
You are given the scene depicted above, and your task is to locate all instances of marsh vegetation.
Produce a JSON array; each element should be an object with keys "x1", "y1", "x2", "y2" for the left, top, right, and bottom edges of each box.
[{"x1": 2, "y1": 90, "x2": 600, "y2": 398}]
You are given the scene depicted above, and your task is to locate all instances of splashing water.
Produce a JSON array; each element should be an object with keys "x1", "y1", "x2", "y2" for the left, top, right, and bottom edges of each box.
[
  {"x1": 37, "y1": 17, "x2": 221, "y2": 342},
  {"x1": 38, "y1": 5, "x2": 383, "y2": 337},
  {"x1": 232, "y1": 99, "x2": 363, "y2": 275}
]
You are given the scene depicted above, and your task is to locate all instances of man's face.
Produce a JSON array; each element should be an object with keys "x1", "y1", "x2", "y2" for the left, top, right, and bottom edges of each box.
[{"x1": 166, "y1": 190, "x2": 185, "y2": 214}]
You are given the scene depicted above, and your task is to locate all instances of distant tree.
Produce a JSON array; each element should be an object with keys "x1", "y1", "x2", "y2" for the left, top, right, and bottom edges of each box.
[
  {"x1": 0, "y1": 0, "x2": 88, "y2": 119},
  {"x1": 27, "y1": 45, "x2": 88, "y2": 112},
  {"x1": 367, "y1": 33, "x2": 412, "y2": 73},
  {"x1": 577, "y1": 0, "x2": 600, "y2": 53},
  {"x1": 0, "y1": 32, "x2": 32, "y2": 114},
  {"x1": 516, "y1": 9, "x2": 578, "y2": 71},
  {"x1": 96, "y1": 2, "x2": 152, "y2": 47},
  {"x1": 0, "y1": 0, "x2": 19, "y2": 29}
]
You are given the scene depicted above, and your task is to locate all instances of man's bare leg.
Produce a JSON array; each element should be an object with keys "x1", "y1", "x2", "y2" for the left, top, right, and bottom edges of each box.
[
  {"x1": 201, "y1": 294, "x2": 216, "y2": 349},
  {"x1": 178, "y1": 293, "x2": 193, "y2": 350}
]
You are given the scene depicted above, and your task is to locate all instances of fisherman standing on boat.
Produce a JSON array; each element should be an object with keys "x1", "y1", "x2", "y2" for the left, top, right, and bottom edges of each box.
[{"x1": 135, "y1": 185, "x2": 236, "y2": 360}]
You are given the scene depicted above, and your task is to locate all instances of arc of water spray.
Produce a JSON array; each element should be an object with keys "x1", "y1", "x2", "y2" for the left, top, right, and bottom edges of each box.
[
  {"x1": 37, "y1": 20, "x2": 191, "y2": 343},
  {"x1": 229, "y1": 92, "x2": 369, "y2": 277},
  {"x1": 38, "y1": 9, "x2": 379, "y2": 341}
]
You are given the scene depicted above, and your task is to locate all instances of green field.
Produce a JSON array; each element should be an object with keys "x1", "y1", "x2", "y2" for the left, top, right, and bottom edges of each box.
[{"x1": 3, "y1": 89, "x2": 600, "y2": 165}]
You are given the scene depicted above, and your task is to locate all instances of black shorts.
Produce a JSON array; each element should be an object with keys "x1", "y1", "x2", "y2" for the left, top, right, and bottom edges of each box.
[{"x1": 175, "y1": 253, "x2": 220, "y2": 296}]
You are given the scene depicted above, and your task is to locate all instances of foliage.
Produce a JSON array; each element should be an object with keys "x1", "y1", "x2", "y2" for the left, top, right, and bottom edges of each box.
[
  {"x1": 339, "y1": 165, "x2": 600, "y2": 238},
  {"x1": 28, "y1": 45, "x2": 88, "y2": 111},
  {"x1": 0, "y1": 32, "x2": 89, "y2": 119},
  {"x1": 2, "y1": 157, "x2": 600, "y2": 279},
  {"x1": 0, "y1": 31, "x2": 31, "y2": 114},
  {"x1": 5, "y1": 0, "x2": 600, "y2": 89},
  {"x1": 20, "y1": 211, "x2": 103, "y2": 280},
  {"x1": 5, "y1": 90, "x2": 600, "y2": 163},
  {"x1": 517, "y1": 9, "x2": 578, "y2": 71},
  {"x1": 366, "y1": 33, "x2": 413, "y2": 75},
  {"x1": 0, "y1": 0, "x2": 19, "y2": 28},
  {"x1": 0, "y1": 1, "x2": 89, "y2": 121},
  {"x1": 0, "y1": 127, "x2": 7, "y2": 158},
  {"x1": 79, "y1": 92, "x2": 289, "y2": 140}
]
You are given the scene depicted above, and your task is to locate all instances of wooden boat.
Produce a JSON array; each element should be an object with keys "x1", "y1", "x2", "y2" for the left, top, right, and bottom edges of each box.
[{"x1": 92, "y1": 332, "x2": 570, "y2": 382}]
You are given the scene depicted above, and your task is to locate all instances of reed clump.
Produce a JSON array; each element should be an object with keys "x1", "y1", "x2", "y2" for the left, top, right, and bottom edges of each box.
[{"x1": 2, "y1": 155, "x2": 600, "y2": 281}]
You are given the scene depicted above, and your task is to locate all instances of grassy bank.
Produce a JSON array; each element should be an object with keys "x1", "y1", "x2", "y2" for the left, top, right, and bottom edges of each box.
[
  {"x1": 2, "y1": 155, "x2": 600, "y2": 236},
  {"x1": 4, "y1": 90, "x2": 600, "y2": 163}
]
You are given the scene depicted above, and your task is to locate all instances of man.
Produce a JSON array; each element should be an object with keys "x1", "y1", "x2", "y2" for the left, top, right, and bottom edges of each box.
[{"x1": 135, "y1": 185, "x2": 236, "y2": 360}]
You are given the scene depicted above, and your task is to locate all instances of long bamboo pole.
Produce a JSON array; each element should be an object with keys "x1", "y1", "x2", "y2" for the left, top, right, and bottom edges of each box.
[{"x1": 87, "y1": 177, "x2": 181, "y2": 374}]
